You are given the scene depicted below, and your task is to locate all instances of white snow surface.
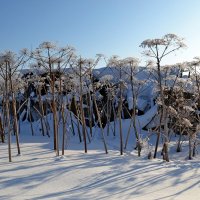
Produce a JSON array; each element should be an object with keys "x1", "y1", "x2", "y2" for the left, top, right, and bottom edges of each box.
[
  {"x1": 0, "y1": 118, "x2": 200, "y2": 200},
  {"x1": 137, "y1": 104, "x2": 158, "y2": 129},
  {"x1": 126, "y1": 88, "x2": 148, "y2": 111}
]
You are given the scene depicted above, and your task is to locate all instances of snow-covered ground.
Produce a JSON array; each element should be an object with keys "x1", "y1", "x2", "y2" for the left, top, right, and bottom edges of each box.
[{"x1": 0, "y1": 121, "x2": 199, "y2": 200}]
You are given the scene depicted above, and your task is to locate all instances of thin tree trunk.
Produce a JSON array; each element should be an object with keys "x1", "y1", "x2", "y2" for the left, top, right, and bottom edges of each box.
[
  {"x1": 6, "y1": 99, "x2": 12, "y2": 162},
  {"x1": 192, "y1": 140, "x2": 196, "y2": 157},
  {"x1": 106, "y1": 98, "x2": 111, "y2": 136},
  {"x1": 61, "y1": 103, "x2": 67, "y2": 155},
  {"x1": 9, "y1": 71, "x2": 20, "y2": 155},
  {"x1": 52, "y1": 100, "x2": 59, "y2": 155},
  {"x1": 118, "y1": 83, "x2": 123, "y2": 155},
  {"x1": 40, "y1": 88, "x2": 51, "y2": 137},
  {"x1": 176, "y1": 127, "x2": 183, "y2": 152},
  {"x1": 154, "y1": 60, "x2": 162, "y2": 159},
  {"x1": 162, "y1": 142, "x2": 169, "y2": 161},
  {"x1": 69, "y1": 111, "x2": 75, "y2": 136},
  {"x1": 79, "y1": 94, "x2": 87, "y2": 153},
  {"x1": 0, "y1": 115, "x2": 5, "y2": 143},
  {"x1": 38, "y1": 89, "x2": 46, "y2": 136},
  {"x1": 76, "y1": 114, "x2": 82, "y2": 142},
  {"x1": 163, "y1": 109, "x2": 169, "y2": 162},
  {"x1": 87, "y1": 92, "x2": 93, "y2": 137},
  {"x1": 51, "y1": 73, "x2": 59, "y2": 156},
  {"x1": 188, "y1": 135, "x2": 192, "y2": 160},
  {"x1": 40, "y1": 118, "x2": 45, "y2": 136},
  {"x1": 112, "y1": 103, "x2": 116, "y2": 136},
  {"x1": 79, "y1": 61, "x2": 87, "y2": 153},
  {"x1": 5, "y1": 63, "x2": 11, "y2": 161},
  {"x1": 72, "y1": 97, "x2": 82, "y2": 142},
  {"x1": 29, "y1": 112, "x2": 34, "y2": 136},
  {"x1": 18, "y1": 101, "x2": 21, "y2": 135},
  {"x1": 93, "y1": 95, "x2": 108, "y2": 154}
]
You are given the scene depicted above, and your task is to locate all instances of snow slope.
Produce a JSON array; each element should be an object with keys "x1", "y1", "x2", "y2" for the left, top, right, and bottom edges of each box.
[{"x1": 0, "y1": 130, "x2": 199, "y2": 200}]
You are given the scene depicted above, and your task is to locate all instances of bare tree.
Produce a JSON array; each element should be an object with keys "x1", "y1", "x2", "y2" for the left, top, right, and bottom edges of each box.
[
  {"x1": 0, "y1": 50, "x2": 29, "y2": 161},
  {"x1": 31, "y1": 42, "x2": 75, "y2": 156},
  {"x1": 140, "y1": 34, "x2": 186, "y2": 161},
  {"x1": 107, "y1": 56, "x2": 128, "y2": 155}
]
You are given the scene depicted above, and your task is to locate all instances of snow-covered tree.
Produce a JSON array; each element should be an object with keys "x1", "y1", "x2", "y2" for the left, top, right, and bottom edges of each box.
[
  {"x1": 140, "y1": 34, "x2": 186, "y2": 161},
  {"x1": 31, "y1": 42, "x2": 76, "y2": 156},
  {"x1": 0, "y1": 49, "x2": 29, "y2": 161}
]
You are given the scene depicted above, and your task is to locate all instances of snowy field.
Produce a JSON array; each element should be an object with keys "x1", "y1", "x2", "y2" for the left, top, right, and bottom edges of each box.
[{"x1": 0, "y1": 125, "x2": 199, "y2": 200}]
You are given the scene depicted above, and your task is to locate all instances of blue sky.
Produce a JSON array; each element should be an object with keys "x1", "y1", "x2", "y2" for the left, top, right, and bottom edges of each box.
[{"x1": 0, "y1": 0, "x2": 200, "y2": 66}]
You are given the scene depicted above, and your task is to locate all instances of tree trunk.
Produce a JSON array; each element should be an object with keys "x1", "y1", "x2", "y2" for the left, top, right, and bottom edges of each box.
[
  {"x1": 162, "y1": 142, "x2": 169, "y2": 162},
  {"x1": 87, "y1": 92, "x2": 93, "y2": 137},
  {"x1": 176, "y1": 128, "x2": 182, "y2": 152},
  {"x1": 6, "y1": 99, "x2": 12, "y2": 162},
  {"x1": 51, "y1": 74, "x2": 59, "y2": 156},
  {"x1": 9, "y1": 72, "x2": 20, "y2": 155},
  {"x1": 61, "y1": 103, "x2": 67, "y2": 155},
  {"x1": 93, "y1": 95, "x2": 108, "y2": 154},
  {"x1": 188, "y1": 136, "x2": 192, "y2": 160},
  {"x1": 192, "y1": 141, "x2": 196, "y2": 157},
  {"x1": 0, "y1": 115, "x2": 5, "y2": 143},
  {"x1": 112, "y1": 103, "x2": 116, "y2": 136},
  {"x1": 29, "y1": 111, "x2": 35, "y2": 136},
  {"x1": 79, "y1": 61, "x2": 87, "y2": 153},
  {"x1": 118, "y1": 83, "x2": 123, "y2": 155}
]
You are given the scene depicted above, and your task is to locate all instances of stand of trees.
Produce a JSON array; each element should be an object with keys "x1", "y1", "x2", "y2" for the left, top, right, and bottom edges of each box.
[{"x1": 0, "y1": 34, "x2": 200, "y2": 162}]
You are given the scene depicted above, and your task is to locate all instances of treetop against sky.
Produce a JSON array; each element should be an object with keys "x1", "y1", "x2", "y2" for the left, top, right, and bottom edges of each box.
[{"x1": 0, "y1": 0, "x2": 200, "y2": 65}]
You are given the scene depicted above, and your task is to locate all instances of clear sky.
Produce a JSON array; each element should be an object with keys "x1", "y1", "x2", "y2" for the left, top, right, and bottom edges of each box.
[{"x1": 0, "y1": 0, "x2": 200, "y2": 66}]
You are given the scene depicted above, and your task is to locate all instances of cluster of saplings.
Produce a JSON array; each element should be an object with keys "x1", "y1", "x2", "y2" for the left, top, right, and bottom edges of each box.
[{"x1": 0, "y1": 33, "x2": 200, "y2": 162}]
